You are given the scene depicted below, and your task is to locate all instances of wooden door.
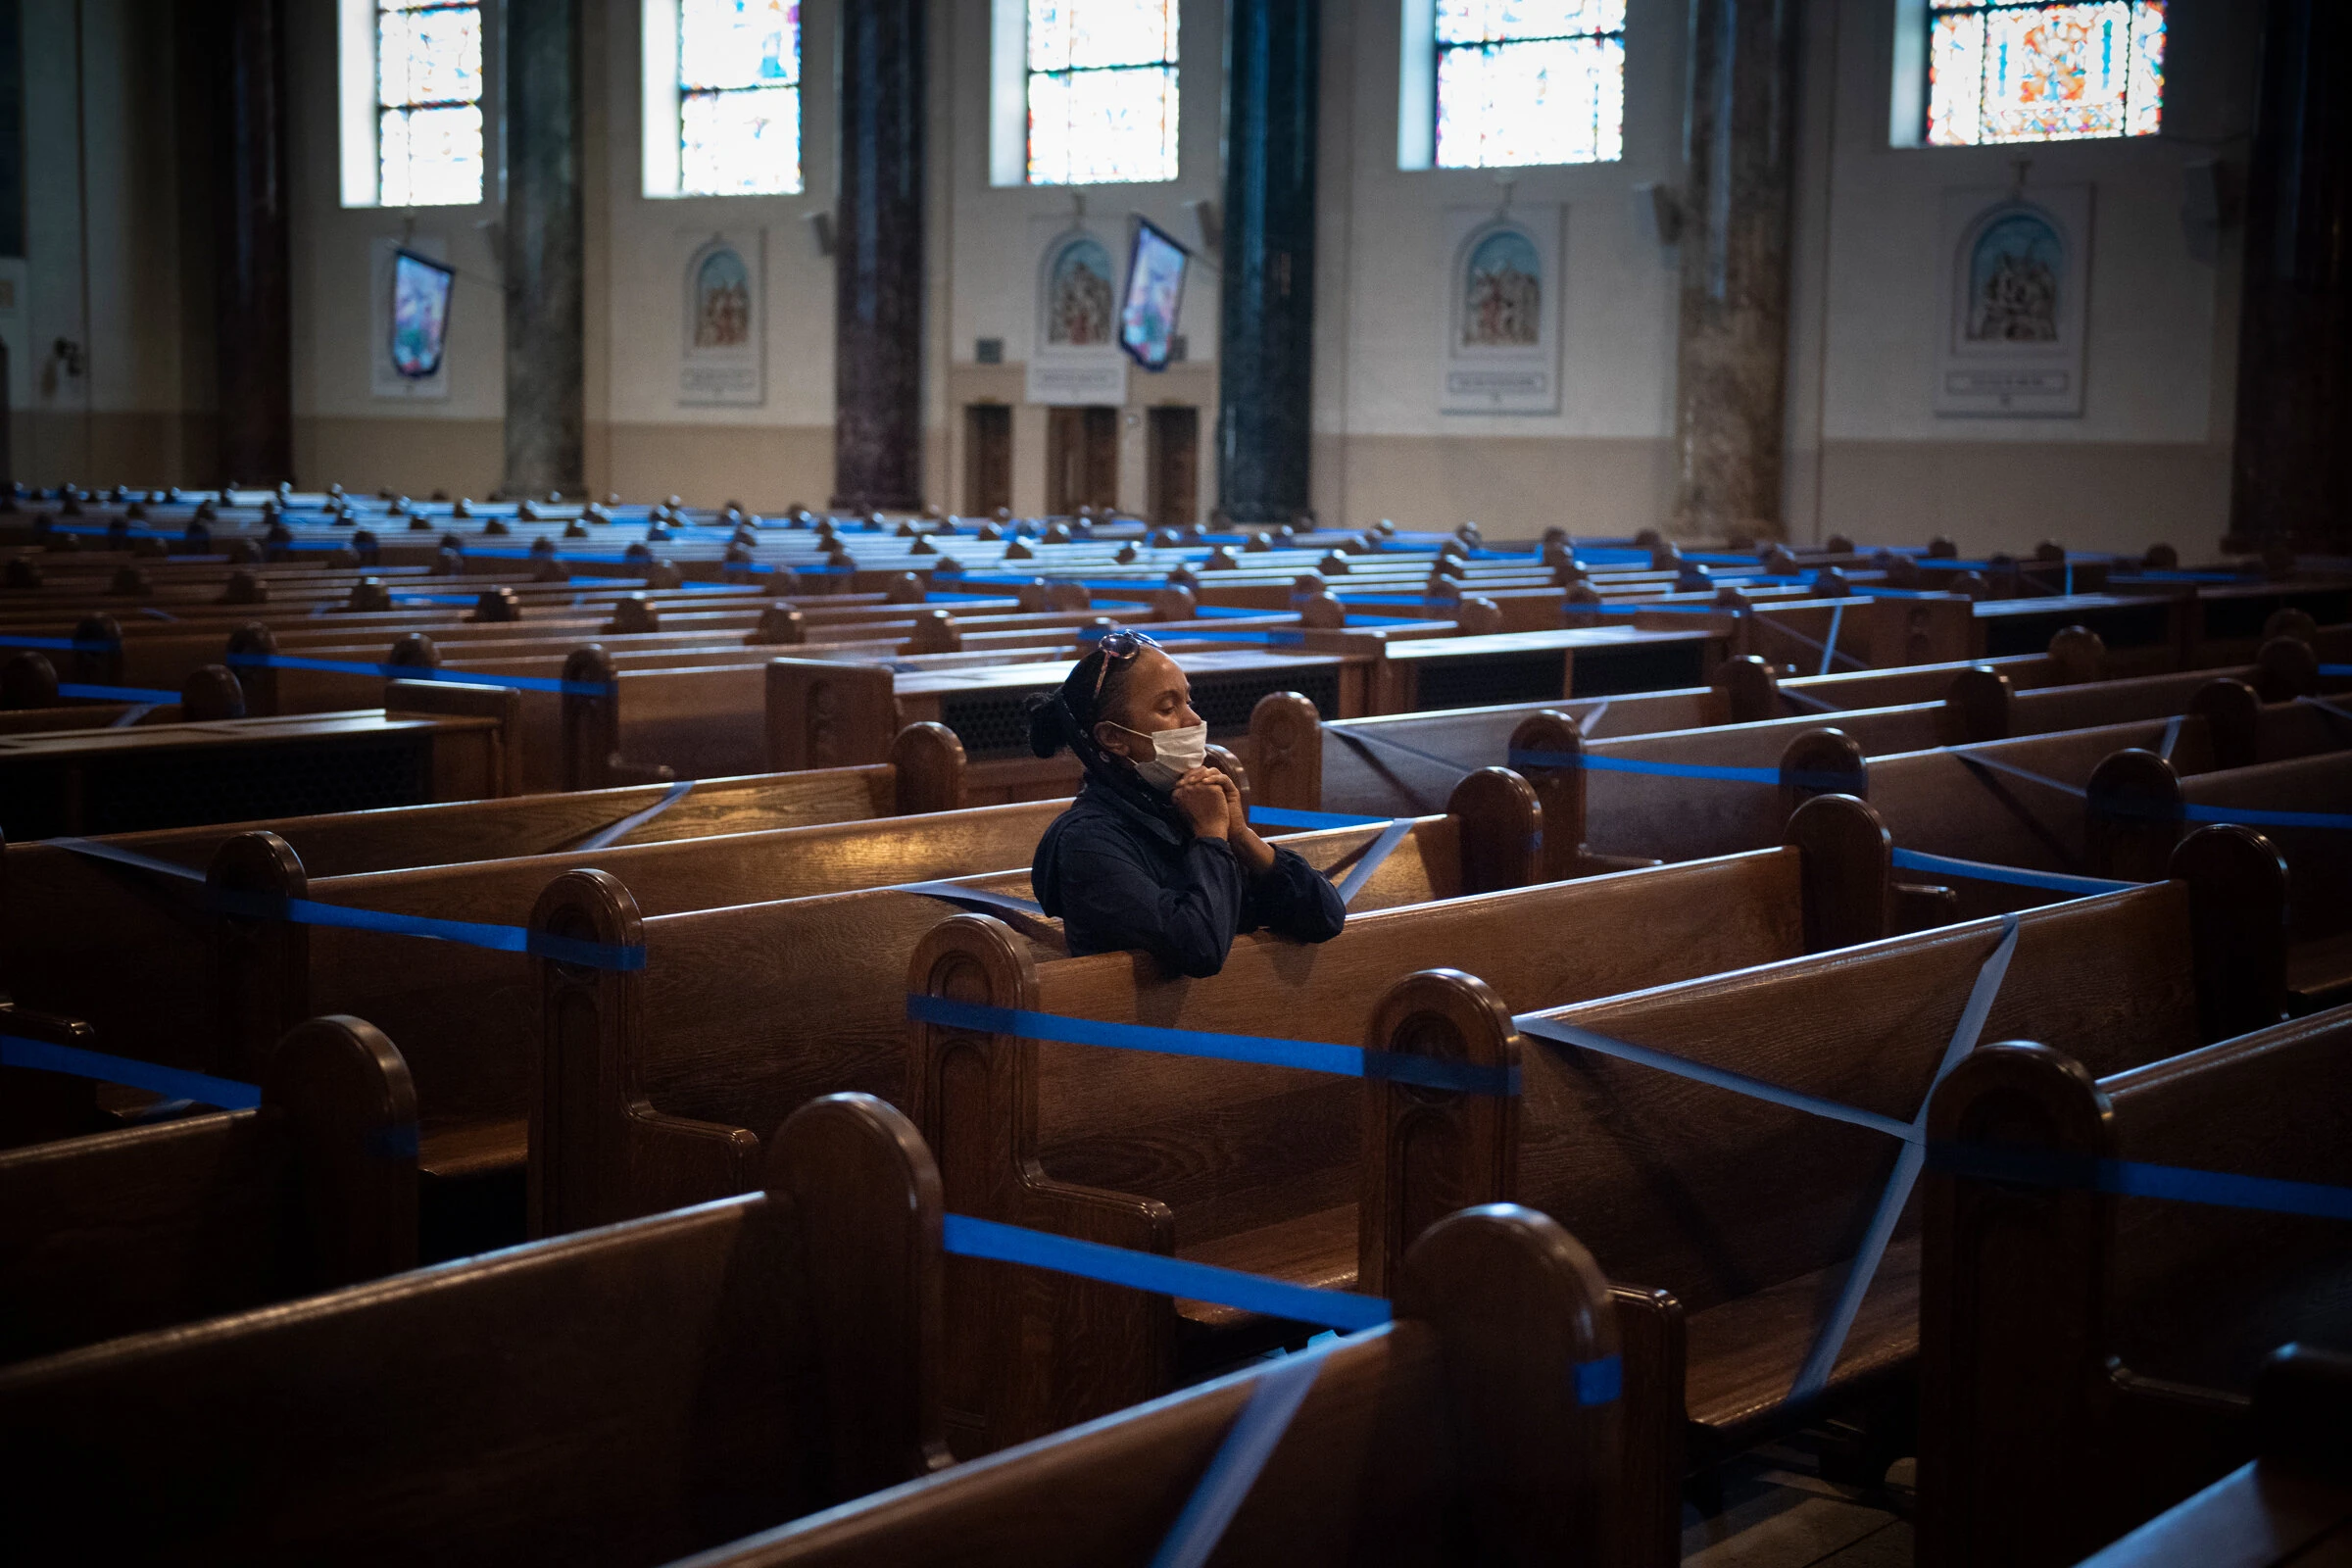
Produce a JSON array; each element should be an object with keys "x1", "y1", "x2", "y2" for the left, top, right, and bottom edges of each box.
[
  {"x1": 1047, "y1": 406, "x2": 1120, "y2": 515},
  {"x1": 1147, "y1": 406, "x2": 1199, "y2": 528},
  {"x1": 964, "y1": 404, "x2": 1010, "y2": 514}
]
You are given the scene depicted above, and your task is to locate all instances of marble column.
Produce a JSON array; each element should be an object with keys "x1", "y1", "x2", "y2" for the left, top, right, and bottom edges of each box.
[
  {"x1": 1216, "y1": 0, "x2": 1317, "y2": 527},
  {"x1": 212, "y1": 0, "x2": 293, "y2": 486},
  {"x1": 1671, "y1": 0, "x2": 1799, "y2": 540},
  {"x1": 833, "y1": 0, "x2": 926, "y2": 512},
  {"x1": 503, "y1": 0, "x2": 585, "y2": 498},
  {"x1": 2227, "y1": 0, "x2": 2351, "y2": 557}
]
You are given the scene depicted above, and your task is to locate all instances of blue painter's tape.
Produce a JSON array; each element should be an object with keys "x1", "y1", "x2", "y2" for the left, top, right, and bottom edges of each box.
[
  {"x1": 1927, "y1": 1143, "x2": 2352, "y2": 1222},
  {"x1": 1248, "y1": 805, "x2": 1394, "y2": 830},
  {"x1": 908, "y1": 993, "x2": 1519, "y2": 1097},
  {"x1": 48, "y1": 836, "x2": 646, "y2": 969},
  {"x1": 1516, "y1": 1015, "x2": 1919, "y2": 1143},
  {"x1": 57, "y1": 683, "x2": 181, "y2": 704},
  {"x1": 1333, "y1": 818, "x2": 1414, "y2": 906},
  {"x1": 225, "y1": 652, "x2": 617, "y2": 697},
  {"x1": 1888, "y1": 846, "x2": 2136, "y2": 897},
  {"x1": 888, "y1": 880, "x2": 1049, "y2": 920},
  {"x1": 2322, "y1": 665, "x2": 2351, "y2": 677},
  {"x1": 569, "y1": 778, "x2": 695, "y2": 852},
  {"x1": 1150, "y1": 1344, "x2": 1329, "y2": 1568},
  {"x1": 943, "y1": 1213, "x2": 1393, "y2": 1331},
  {"x1": 1577, "y1": 1352, "x2": 1625, "y2": 1406},
  {"x1": 2, "y1": 1035, "x2": 262, "y2": 1110},
  {"x1": 0, "y1": 635, "x2": 117, "y2": 652},
  {"x1": 1506, "y1": 749, "x2": 1865, "y2": 793}
]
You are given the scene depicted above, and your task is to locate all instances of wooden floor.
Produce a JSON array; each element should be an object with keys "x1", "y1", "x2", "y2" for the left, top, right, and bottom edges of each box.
[{"x1": 1683, "y1": 1445, "x2": 1916, "y2": 1567}]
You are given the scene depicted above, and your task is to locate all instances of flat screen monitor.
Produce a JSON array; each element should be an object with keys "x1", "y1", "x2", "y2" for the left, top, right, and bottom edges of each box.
[
  {"x1": 1118, "y1": 220, "x2": 1189, "y2": 371},
  {"x1": 390, "y1": 249, "x2": 457, "y2": 379}
]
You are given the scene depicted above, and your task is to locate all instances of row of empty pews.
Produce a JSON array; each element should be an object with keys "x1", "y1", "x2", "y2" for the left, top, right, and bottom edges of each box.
[{"x1": 3, "y1": 482, "x2": 2348, "y2": 1566}]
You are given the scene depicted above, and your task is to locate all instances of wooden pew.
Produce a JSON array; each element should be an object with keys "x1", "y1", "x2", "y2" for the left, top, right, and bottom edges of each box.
[
  {"x1": 0, "y1": 1015, "x2": 417, "y2": 1362},
  {"x1": 1358, "y1": 829, "x2": 2288, "y2": 1568},
  {"x1": 1918, "y1": 1012, "x2": 2352, "y2": 1568},
  {"x1": 2087, "y1": 747, "x2": 2352, "y2": 1009},
  {"x1": 526, "y1": 771, "x2": 1543, "y2": 1242},
  {"x1": 0, "y1": 679, "x2": 517, "y2": 839},
  {"x1": 670, "y1": 1204, "x2": 1621, "y2": 1568},
  {"x1": 2062, "y1": 1346, "x2": 2352, "y2": 1568},
  {"x1": 0, "y1": 723, "x2": 966, "y2": 1051},
  {"x1": 905, "y1": 795, "x2": 1934, "y2": 1457},
  {"x1": 0, "y1": 1093, "x2": 943, "y2": 1568}
]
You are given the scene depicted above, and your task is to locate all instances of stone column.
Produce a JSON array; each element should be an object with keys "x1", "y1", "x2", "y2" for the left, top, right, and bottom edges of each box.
[
  {"x1": 503, "y1": 0, "x2": 585, "y2": 498},
  {"x1": 833, "y1": 0, "x2": 926, "y2": 512},
  {"x1": 1216, "y1": 0, "x2": 1317, "y2": 527},
  {"x1": 1671, "y1": 0, "x2": 1800, "y2": 540},
  {"x1": 2227, "y1": 0, "x2": 2351, "y2": 557},
  {"x1": 213, "y1": 0, "x2": 293, "y2": 486}
]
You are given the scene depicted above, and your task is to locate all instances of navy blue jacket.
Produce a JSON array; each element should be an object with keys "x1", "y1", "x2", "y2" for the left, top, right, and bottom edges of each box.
[{"x1": 1032, "y1": 781, "x2": 1347, "y2": 976}]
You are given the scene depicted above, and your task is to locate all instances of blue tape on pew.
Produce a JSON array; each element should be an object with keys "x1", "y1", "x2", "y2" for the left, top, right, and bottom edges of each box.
[
  {"x1": 1507, "y1": 749, "x2": 1866, "y2": 792},
  {"x1": 139, "y1": 607, "x2": 177, "y2": 621},
  {"x1": 1789, "y1": 911, "x2": 2020, "y2": 1396},
  {"x1": 889, "y1": 881, "x2": 1050, "y2": 920},
  {"x1": 1780, "y1": 686, "x2": 1839, "y2": 712},
  {"x1": 1580, "y1": 699, "x2": 1611, "y2": 737},
  {"x1": 1820, "y1": 603, "x2": 1844, "y2": 677},
  {"x1": 1248, "y1": 805, "x2": 1394, "y2": 831},
  {"x1": 1514, "y1": 1016, "x2": 1920, "y2": 1143},
  {"x1": 1332, "y1": 817, "x2": 1414, "y2": 906},
  {"x1": 568, "y1": 779, "x2": 694, "y2": 852},
  {"x1": 0, "y1": 635, "x2": 118, "y2": 652},
  {"x1": 57, "y1": 682, "x2": 180, "y2": 704},
  {"x1": 2177, "y1": 802, "x2": 2352, "y2": 831},
  {"x1": 2322, "y1": 665, "x2": 2352, "y2": 677},
  {"x1": 944, "y1": 1213, "x2": 1393, "y2": 1331},
  {"x1": 2300, "y1": 695, "x2": 2352, "y2": 727},
  {"x1": 2, "y1": 1035, "x2": 262, "y2": 1110},
  {"x1": 907, "y1": 994, "x2": 1519, "y2": 1097},
  {"x1": 1151, "y1": 1343, "x2": 1330, "y2": 1568},
  {"x1": 1956, "y1": 752, "x2": 2086, "y2": 798},
  {"x1": 1888, "y1": 847, "x2": 2137, "y2": 897},
  {"x1": 1927, "y1": 1143, "x2": 2352, "y2": 1221},
  {"x1": 2158, "y1": 713, "x2": 2183, "y2": 761},
  {"x1": 50, "y1": 836, "x2": 646, "y2": 969},
  {"x1": 1753, "y1": 610, "x2": 1866, "y2": 675},
  {"x1": 225, "y1": 652, "x2": 617, "y2": 697},
  {"x1": 1335, "y1": 724, "x2": 1476, "y2": 778},
  {"x1": 110, "y1": 704, "x2": 155, "y2": 727}
]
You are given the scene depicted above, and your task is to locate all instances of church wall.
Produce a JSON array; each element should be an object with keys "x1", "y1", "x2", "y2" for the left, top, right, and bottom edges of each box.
[{"x1": 4, "y1": 0, "x2": 2275, "y2": 564}]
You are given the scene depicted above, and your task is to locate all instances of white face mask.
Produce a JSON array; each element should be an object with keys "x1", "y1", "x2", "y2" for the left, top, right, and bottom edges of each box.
[{"x1": 1112, "y1": 720, "x2": 1208, "y2": 793}]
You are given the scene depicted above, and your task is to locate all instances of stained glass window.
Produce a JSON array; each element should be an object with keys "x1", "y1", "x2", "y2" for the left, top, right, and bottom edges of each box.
[
  {"x1": 1434, "y1": 2, "x2": 1625, "y2": 169},
  {"x1": 1927, "y1": 2, "x2": 2165, "y2": 145},
  {"x1": 378, "y1": 0, "x2": 485, "y2": 207},
  {"x1": 680, "y1": 0, "x2": 802, "y2": 194},
  {"x1": 1027, "y1": 1, "x2": 1180, "y2": 186}
]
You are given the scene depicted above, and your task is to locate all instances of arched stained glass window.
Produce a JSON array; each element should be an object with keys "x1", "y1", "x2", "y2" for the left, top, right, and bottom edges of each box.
[
  {"x1": 377, "y1": 0, "x2": 486, "y2": 207},
  {"x1": 1927, "y1": 1, "x2": 2165, "y2": 146},
  {"x1": 678, "y1": 0, "x2": 803, "y2": 194},
  {"x1": 1026, "y1": 1, "x2": 1181, "y2": 186},
  {"x1": 1434, "y1": 2, "x2": 1626, "y2": 170}
]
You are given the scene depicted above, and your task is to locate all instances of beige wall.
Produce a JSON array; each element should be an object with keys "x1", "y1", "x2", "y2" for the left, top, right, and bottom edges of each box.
[{"x1": 12, "y1": 0, "x2": 2270, "y2": 559}]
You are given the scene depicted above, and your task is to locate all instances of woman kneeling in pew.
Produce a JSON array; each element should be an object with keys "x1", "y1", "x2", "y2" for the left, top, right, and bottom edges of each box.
[{"x1": 1027, "y1": 629, "x2": 1345, "y2": 975}]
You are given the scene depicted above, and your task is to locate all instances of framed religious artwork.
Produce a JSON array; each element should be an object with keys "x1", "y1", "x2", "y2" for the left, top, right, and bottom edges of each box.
[
  {"x1": 1934, "y1": 184, "x2": 2092, "y2": 416},
  {"x1": 1437, "y1": 203, "x2": 1564, "y2": 416},
  {"x1": 1026, "y1": 218, "x2": 1128, "y2": 407},
  {"x1": 680, "y1": 231, "x2": 764, "y2": 407}
]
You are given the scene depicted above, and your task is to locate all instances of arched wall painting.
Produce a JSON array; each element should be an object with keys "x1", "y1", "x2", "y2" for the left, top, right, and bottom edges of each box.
[
  {"x1": 681, "y1": 231, "x2": 763, "y2": 406},
  {"x1": 1934, "y1": 185, "x2": 2090, "y2": 416},
  {"x1": 1046, "y1": 237, "x2": 1116, "y2": 347},
  {"x1": 1439, "y1": 206, "x2": 1562, "y2": 415},
  {"x1": 1026, "y1": 220, "x2": 1128, "y2": 406}
]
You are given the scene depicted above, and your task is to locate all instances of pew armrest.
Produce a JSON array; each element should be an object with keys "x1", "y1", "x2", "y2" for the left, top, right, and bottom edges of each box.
[
  {"x1": 1609, "y1": 1283, "x2": 1690, "y2": 1568},
  {"x1": 1891, "y1": 881, "x2": 1959, "y2": 935},
  {"x1": 621, "y1": 1104, "x2": 763, "y2": 1219}
]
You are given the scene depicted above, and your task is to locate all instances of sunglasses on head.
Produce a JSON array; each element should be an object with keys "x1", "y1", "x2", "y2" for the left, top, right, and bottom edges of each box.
[{"x1": 1089, "y1": 627, "x2": 1161, "y2": 703}]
